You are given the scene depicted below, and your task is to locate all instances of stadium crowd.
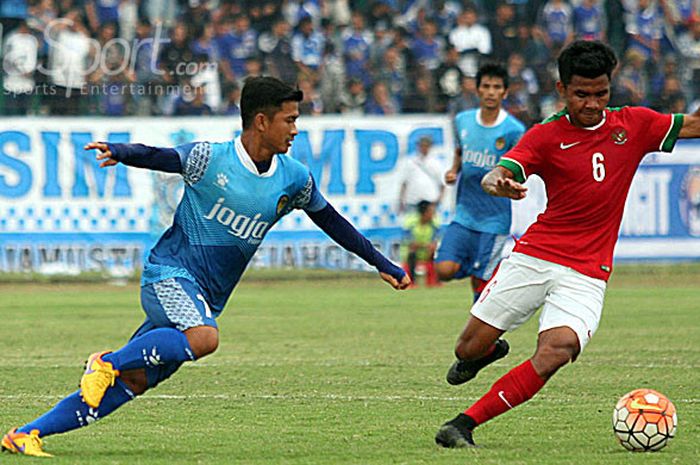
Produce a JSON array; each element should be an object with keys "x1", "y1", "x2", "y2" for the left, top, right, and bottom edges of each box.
[{"x1": 1, "y1": 0, "x2": 699, "y2": 123}]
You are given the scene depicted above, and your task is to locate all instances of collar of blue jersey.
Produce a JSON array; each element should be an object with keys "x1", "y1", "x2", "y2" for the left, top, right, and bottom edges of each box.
[
  {"x1": 234, "y1": 136, "x2": 279, "y2": 177},
  {"x1": 565, "y1": 109, "x2": 607, "y2": 131},
  {"x1": 476, "y1": 108, "x2": 507, "y2": 127}
]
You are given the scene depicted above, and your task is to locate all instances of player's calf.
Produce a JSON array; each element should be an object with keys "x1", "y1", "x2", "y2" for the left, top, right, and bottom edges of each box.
[{"x1": 446, "y1": 339, "x2": 509, "y2": 385}]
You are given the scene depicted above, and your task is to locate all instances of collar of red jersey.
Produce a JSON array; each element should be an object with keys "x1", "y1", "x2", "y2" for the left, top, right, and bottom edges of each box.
[{"x1": 565, "y1": 109, "x2": 607, "y2": 131}]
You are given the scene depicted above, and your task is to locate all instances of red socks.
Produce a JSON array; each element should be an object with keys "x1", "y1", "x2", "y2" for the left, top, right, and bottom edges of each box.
[{"x1": 465, "y1": 359, "x2": 546, "y2": 426}]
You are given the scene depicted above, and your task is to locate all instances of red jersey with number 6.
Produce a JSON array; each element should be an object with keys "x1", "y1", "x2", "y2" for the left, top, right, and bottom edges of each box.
[{"x1": 498, "y1": 107, "x2": 683, "y2": 281}]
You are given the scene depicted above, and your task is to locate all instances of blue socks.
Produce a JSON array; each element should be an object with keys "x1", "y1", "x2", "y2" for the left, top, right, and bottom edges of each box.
[
  {"x1": 103, "y1": 327, "x2": 195, "y2": 371},
  {"x1": 18, "y1": 380, "x2": 134, "y2": 437},
  {"x1": 17, "y1": 328, "x2": 195, "y2": 438}
]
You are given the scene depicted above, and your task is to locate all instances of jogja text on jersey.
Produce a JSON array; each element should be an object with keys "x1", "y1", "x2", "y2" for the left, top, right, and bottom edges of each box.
[{"x1": 204, "y1": 197, "x2": 270, "y2": 243}]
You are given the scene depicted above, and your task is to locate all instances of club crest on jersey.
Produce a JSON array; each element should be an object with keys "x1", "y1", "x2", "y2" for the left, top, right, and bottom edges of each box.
[
  {"x1": 611, "y1": 128, "x2": 628, "y2": 145},
  {"x1": 276, "y1": 195, "x2": 290, "y2": 215},
  {"x1": 495, "y1": 137, "x2": 506, "y2": 151},
  {"x1": 204, "y1": 197, "x2": 270, "y2": 243}
]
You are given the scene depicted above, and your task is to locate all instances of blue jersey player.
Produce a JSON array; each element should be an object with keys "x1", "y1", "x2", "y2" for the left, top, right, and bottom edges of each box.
[
  {"x1": 1, "y1": 76, "x2": 410, "y2": 457},
  {"x1": 435, "y1": 64, "x2": 525, "y2": 301}
]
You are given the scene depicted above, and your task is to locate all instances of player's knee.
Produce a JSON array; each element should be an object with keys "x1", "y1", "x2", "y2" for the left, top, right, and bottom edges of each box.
[
  {"x1": 436, "y1": 262, "x2": 456, "y2": 281},
  {"x1": 185, "y1": 326, "x2": 219, "y2": 358}
]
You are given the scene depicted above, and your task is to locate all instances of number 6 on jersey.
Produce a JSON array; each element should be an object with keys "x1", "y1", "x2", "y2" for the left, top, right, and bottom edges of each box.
[{"x1": 592, "y1": 152, "x2": 605, "y2": 182}]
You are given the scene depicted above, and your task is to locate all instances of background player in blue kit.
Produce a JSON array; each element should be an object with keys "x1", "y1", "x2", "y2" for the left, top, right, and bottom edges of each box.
[
  {"x1": 1, "y1": 76, "x2": 410, "y2": 457},
  {"x1": 435, "y1": 64, "x2": 525, "y2": 303}
]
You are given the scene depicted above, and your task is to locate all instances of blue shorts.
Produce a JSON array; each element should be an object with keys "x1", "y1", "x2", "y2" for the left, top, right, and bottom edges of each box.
[
  {"x1": 434, "y1": 222, "x2": 508, "y2": 281},
  {"x1": 132, "y1": 277, "x2": 217, "y2": 340}
]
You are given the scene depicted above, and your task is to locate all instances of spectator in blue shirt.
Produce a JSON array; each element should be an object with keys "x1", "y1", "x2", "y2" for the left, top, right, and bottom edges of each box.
[
  {"x1": 291, "y1": 16, "x2": 325, "y2": 81},
  {"x1": 626, "y1": 0, "x2": 663, "y2": 63},
  {"x1": 411, "y1": 19, "x2": 444, "y2": 72},
  {"x1": 86, "y1": 0, "x2": 119, "y2": 33},
  {"x1": 173, "y1": 84, "x2": 213, "y2": 116},
  {"x1": 536, "y1": 0, "x2": 573, "y2": 52},
  {"x1": 573, "y1": 0, "x2": 605, "y2": 41},
  {"x1": 365, "y1": 81, "x2": 398, "y2": 115},
  {"x1": 342, "y1": 11, "x2": 373, "y2": 86},
  {"x1": 219, "y1": 14, "x2": 258, "y2": 83},
  {"x1": 191, "y1": 23, "x2": 220, "y2": 64},
  {"x1": 219, "y1": 82, "x2": 241, "y2": 116}
]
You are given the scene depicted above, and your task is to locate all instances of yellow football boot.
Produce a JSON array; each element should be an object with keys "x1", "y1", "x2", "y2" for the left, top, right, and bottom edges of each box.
[
  {"x1": 80, "y1": 351, "x2": 120, "y2": 408},
  {"x1": 1, "y1": 428, "x2": 53, "y2": 457}
]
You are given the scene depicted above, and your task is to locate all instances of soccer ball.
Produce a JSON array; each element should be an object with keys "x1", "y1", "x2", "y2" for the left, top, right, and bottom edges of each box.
[{"x1": 612, "y1": 388, "x2": 677, "y2": 452}]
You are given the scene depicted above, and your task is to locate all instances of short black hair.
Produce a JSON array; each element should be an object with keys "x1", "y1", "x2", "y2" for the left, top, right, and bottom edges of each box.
[
  {"x1": 476, "y1": 63, "x2": 509, "y2": 89},
  {"x1": 417, "y1": 200, "x2": 433, "y2": 215},
  {"x1": 557, "y1": 40, "x2": 618, "y2": 86},
  {"x1": 240, "y1": 76, "x2": 303, "y2": 129}
]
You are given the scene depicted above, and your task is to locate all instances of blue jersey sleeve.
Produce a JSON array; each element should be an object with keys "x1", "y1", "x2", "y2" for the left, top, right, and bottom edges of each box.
[
  {"x1": 294, "y1": 174, "x2": 328, "y2": 212},
  {"x1": 176, "y1": 142, "x2": 213, "y2": 186},
  {"x1": 104, "y1": 142, "x2": 215, "y2": 184},
  {"x1": 306, "y1": 203, "x2": 406, "y2": 281},
  {"x1": 106, "y1": 143, "x2": 181, "y2": 173}
]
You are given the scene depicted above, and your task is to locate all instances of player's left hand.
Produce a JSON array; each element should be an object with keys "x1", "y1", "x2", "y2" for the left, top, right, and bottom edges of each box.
[
  {"x1": 84, "y1": 142, "x2": 118, "y2": 168},
  {"x1": 380, "y1": 272, "x2": 411, "y2": 290}
]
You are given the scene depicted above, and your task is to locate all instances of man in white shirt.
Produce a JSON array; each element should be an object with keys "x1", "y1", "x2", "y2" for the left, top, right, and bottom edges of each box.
[
  {"x1": 398, "y1": 136, "x2": 445, "y2": 214},
  {"x1": 448, "y1": 5, "x2": 492, "y2": 77},
  {"x1": 2, "y1": 20, "x2": 37, "y2": 115},
  {"x1": 47, "y1": 9, "x2": 93, "y2": 115}
]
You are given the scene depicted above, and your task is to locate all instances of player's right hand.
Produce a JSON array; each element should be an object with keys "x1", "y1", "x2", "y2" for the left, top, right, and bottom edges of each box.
[
  {"x1": 380, "y1": 271, "x2": 411, "y2": 290},
  {"x1": 496, "y1": 177, "x2": 528, "y2": 200},
  {"x1": 84, "y1": 142, "x2": 118, "y2": 168},
  {"x1": 444, "y1": 170, "x2": 458, "y2": 184}
]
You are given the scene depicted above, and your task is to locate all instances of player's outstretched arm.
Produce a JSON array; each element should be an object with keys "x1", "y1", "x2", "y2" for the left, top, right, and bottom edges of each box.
[
  {"x1": 306, "y1": 204, "x2": 411, "y2": 290},
  {"x1": 679, "y1": 107, "x2": 700, "y2": 139},
  {"x1": 481, "y1": 165, "x2": 527, "y2": 200},
  {"x1": 85, "y1": 142, "x2": 182, "y2": 173}
]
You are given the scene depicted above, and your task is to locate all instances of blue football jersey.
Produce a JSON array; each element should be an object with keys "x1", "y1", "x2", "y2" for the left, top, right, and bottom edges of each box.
[
  {"x1": 142, "y1": 137, "x2": 327, "y2": 314},
  {"x1": 453, "y1": 109, "x2": 525, "y2": 235}
]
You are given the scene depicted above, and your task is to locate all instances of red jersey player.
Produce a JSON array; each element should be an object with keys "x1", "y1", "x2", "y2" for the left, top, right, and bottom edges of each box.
[{"x1": 435, "y1": 40, "x2": 700, "y2": 448}]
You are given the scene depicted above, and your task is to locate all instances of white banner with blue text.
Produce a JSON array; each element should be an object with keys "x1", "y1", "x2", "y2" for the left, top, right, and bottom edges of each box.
[{"x1": 0, "y1": 117, "x2": 698, "y2": 274}]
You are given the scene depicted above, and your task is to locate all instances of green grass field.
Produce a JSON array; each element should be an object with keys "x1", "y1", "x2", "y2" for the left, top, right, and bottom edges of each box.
[{"x1": 0, "y1": 266, "x2": 698, "y2": 464}]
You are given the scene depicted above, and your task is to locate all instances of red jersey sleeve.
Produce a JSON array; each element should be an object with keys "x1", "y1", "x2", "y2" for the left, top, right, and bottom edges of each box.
[
  {"x1": 497, "y1": 125, "x2": 543, "y2": 183},
  {"x1": 626, "y1": 107, "x2": 683, "y2": 157}
]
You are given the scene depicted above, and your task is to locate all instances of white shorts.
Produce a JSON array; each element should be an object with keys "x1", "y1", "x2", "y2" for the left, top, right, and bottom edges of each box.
[{"x1": 470, "y1": 252, "x2": 606, "y2": 352}]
